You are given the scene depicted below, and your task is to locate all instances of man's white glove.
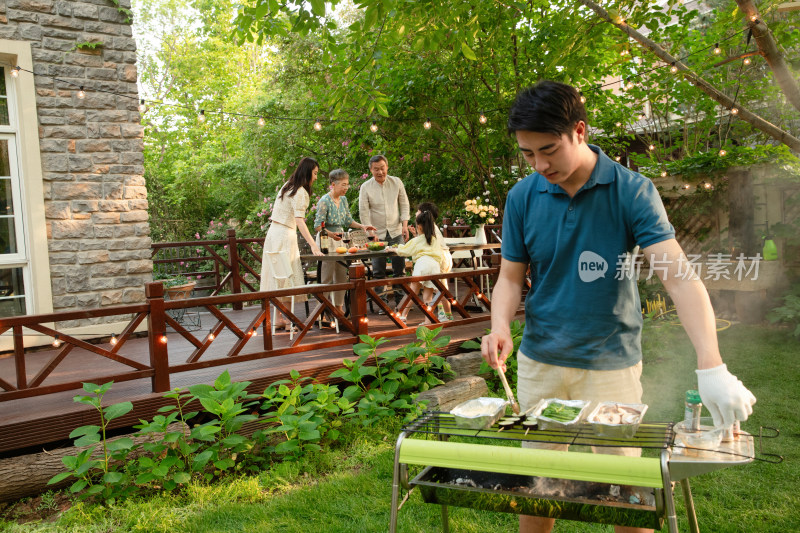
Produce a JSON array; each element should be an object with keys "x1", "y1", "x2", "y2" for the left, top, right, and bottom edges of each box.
[{"x1": 696, "y1": 364, "x2": 756, "y2": 428}]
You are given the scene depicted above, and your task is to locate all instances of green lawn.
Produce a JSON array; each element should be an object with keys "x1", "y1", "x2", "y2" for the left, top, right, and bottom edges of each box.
[{"x1": 1, "y1": 324, "x2": 797, "y2": 533}]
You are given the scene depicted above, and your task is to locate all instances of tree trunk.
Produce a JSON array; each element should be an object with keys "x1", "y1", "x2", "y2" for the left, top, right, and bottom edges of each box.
[
  {"x1": 574, "y1": 0, "x2": 800, "y2": 153},
  {"x1": 0, "y1": 423, "x2": 187, "y2": 503},
  {"x1": 734, "y1": 0, "x2": 800, "y2": 113}
]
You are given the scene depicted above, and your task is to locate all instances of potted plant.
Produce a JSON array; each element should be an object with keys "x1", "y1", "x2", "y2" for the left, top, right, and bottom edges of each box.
[{"x1": 154, "y1": 273, "x2": 196, "y2": 300}]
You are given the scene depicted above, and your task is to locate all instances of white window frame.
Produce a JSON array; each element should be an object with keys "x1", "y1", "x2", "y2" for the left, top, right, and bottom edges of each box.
[
  {"x1": 0, "y1": 134, "x2": 28, "y2": 263},
  {"x1": 0, "y1": 41, "x2": 53, "y2": 319}
]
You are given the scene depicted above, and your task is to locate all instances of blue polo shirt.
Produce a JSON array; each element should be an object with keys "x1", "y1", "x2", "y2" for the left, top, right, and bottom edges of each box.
[{"x1": 502, "y1": 145, "x2": 675, "y2": 370}]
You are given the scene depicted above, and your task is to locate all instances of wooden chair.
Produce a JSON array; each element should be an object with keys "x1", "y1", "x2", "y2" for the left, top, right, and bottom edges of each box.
[{"x1": 444, "y1": 234, "x2": 489, "y2": 305}]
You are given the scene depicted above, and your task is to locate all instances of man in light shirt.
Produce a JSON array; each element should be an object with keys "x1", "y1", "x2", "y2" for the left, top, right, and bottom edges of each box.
[{"x1": 359, "y1": 155, "x2": 410, "y2": 306}]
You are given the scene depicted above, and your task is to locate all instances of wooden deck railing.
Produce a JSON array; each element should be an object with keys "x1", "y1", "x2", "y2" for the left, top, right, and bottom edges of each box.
[
  {"x1": 0, "y1": 264, "x2": 499, "y2": 402},
  {"x1": 150, "y1": 225, "x2": 502, "y2": 309}
]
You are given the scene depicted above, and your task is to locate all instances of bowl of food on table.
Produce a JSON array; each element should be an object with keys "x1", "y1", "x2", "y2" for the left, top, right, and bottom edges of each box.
[{"x1": 367, "y1": 241, "x2": 386, "y2": 251}]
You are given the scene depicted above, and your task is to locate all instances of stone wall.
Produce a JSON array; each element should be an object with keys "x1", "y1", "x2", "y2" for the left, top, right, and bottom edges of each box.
[{"x1": 0, "y1": 0, "x2": 151, "y2": 318}]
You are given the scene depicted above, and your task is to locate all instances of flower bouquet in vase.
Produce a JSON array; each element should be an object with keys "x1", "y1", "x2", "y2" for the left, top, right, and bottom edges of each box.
[{"x1": 455, "y1": 198, "x2": 499, "y2": 243}]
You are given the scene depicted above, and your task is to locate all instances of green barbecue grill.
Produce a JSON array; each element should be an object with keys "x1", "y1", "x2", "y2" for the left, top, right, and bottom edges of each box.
[{"x1": 389, "y1": 411, "x2": 776, "y2": 532}]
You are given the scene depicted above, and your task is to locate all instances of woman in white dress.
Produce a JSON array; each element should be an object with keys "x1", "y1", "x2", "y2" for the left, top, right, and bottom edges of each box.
[{"x1": 260, "y1": 157, "x2": 324, "y2": 329}]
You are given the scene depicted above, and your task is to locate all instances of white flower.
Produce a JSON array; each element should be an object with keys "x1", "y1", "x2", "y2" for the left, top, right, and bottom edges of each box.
[{"x1": 503, "y1": 180, "x2": 508, "y2": 185}]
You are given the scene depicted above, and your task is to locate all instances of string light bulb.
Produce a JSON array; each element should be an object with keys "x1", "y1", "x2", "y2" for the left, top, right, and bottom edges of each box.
[
  {"x1": 626, "y1": 79, "x2": 635, "y2": 90},
  {"x1": 661, "y1": 170, "x2": 668, "y2": 178},
  {"x1": 703, "y1": 181, "x2": 713, "y2": 189},
  {"x1": 257, "y1": 117, "x2": 265, "y2": 127},
  {"x1": 615, "y1": 121, "x2": 622, "y2": 128},
  {"x1": 615, "y1": 155, "x2": 622, "y2": 162},
  {"x1": 713, "y1": 43, "x2": 721, "y2": 55},
  {"x1": 11, "y1": 66, "x2": 20, "y2": 78},
  {"x1": 682, "y1": 183, "x2": 691, "y2": 190},
  {"x1": 743, "y1": 57, "x2": 751, "y2": 66},
  {"x1": 750, "y1": 15, "x2": 758, "y2": 22},
  {"x1": 369, "y1": 121, "x2": 378, "y2": 133},
  {"x1": 479, "y1": 112, "x2": 487, "y2": 124},
  {"x1": 159, "y1": 334, "x2": 168, "y2": 344},
  {"x1": 198, "y1": 110, "x2": 206, "y2": 123},
  {"x1": 138, "y1": 99, "x2": 146, "y2": 113},
  {"x1": 208, "y1": 330, "x2": 215, "y2": 341},
  {"x1": 313, "y1": 119, "x2": 322, "y2": 131},
  {"x1": 77, "y1": 86, "x2": 86, "y2": 99},
  {"x1": 579, "y1": 92, "x2": 586, "y2": 104},
  {"x1": 110, "y1": 334, "x2": 118, "y2": 346},
  {"x1": 719, "y1": 149, "x2": 727, "y2": 156},
  {"x1": 648, "y1": 144, "x2": 656, "y2": 151},
  {"x1": 731, "y1": 107, "x2": 739, "y2": 115},
  {"x1": 250, "y1": 327, "x2": 257, "y2": 337},
  {"x1": 52, "y1": 334, "x2": 61, "y2": 348},
  {"x1": 423, "y1": 118, "x2": 432, "y2": 129},
  {"x1": 670, "y1": 63, "x2": 678, "y2": 74}
]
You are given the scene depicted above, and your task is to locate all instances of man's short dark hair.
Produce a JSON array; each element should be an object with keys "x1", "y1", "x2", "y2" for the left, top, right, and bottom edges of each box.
[
  {"x1": 368, "y1": 154, "x2": 388, "y2": 167},
  {"x1": 507, "y1": 80, "x2": 587, "y2": 136}
]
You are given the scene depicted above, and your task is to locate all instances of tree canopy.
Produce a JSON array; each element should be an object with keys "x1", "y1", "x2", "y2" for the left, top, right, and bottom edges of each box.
[{"x1": 134, "y1": 0, "x2": 800, "y2": 240}]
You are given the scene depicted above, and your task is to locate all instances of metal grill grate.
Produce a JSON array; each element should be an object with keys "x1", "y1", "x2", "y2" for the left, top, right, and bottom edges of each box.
[{"x1": 402, "y1": 411, "x2": 675, "y2": 450}]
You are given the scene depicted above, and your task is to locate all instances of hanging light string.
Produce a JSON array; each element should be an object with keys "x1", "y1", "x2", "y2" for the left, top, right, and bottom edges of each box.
[
  {"x1": 8, "y1": 22, "x2": 755, "y2": 131},
  {"x1": 7, "y1": 64, "x2": 502, "y2": 128},
  {"x1": 596, "y1": 24, "x2": 761, "y2": 175},
  {"x1": 583, "y1": 25, "x2": 755, "y2": 96}
]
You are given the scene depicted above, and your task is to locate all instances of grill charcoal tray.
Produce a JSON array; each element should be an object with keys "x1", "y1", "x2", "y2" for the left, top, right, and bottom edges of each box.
[{"x1": 412, "y1": 467, "x2": 663, "y2": 530}]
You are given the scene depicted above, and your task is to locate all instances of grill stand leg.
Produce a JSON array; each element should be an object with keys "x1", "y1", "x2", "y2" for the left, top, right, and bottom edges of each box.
[
  {"x1": 680, "y1": 478, "x2": 700, "y2": 533},
  {"x1": 390, "y1": 432, "x2": 407, "y2": 533},
  {"x1": 661, "y1": 451, "x2": 680, "y2": 533},
  {"x1": 440, "y1": 505, "x2": 450, "y2": 533}
]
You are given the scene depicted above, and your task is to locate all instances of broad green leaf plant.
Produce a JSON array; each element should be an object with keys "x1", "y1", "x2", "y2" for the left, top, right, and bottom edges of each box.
[{"x1": 330, "y1": 326, "x2": 453, "y2": 425}]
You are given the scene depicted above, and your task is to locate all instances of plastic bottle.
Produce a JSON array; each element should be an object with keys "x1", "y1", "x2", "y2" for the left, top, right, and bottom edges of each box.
[
  {"x1": 684, "y1": 390, "x2": 702, "y2": 431},
  {"x1": 762, "y1": 237, "x2": 778, "y2": 261}
]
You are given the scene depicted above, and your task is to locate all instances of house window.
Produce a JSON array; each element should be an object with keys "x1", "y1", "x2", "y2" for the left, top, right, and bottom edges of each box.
[{"x1": 0, "y1": 66, "x2": 29, "y2": 317}]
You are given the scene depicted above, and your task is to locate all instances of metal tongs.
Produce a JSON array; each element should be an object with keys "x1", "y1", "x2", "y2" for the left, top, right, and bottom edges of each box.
[{"x1": 496, "y1": 365, "x2": 520, "y2": 414}]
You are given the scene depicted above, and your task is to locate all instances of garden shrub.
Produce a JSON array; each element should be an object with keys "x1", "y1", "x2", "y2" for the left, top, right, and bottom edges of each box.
[{"x1": 49, "y1": 330, "x2": 452, "y2": 503}]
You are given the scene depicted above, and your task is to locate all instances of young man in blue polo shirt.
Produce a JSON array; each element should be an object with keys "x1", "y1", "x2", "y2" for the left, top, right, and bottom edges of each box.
[{"x1": 481, "y1": 81, "x2": 756, "y2": 533}]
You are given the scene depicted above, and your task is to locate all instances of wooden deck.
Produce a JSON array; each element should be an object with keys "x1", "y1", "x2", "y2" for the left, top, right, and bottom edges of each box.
[{"x1": 0, "y1": 290, "x2": 501, "y2": 456}]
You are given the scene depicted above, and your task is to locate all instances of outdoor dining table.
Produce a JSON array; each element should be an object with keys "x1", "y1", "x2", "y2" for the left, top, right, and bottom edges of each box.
[
  {"x1": 299, "y1": 243, "x2": 500, "y2": 266},
  {"x1": 300, "y1": 243, "x2": 501, "y2": 317}
]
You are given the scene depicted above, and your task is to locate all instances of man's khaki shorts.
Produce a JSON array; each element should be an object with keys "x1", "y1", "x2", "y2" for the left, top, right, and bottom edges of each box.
[{"x1": 517, "y1": 352, "x2": 643, "y2": 457}]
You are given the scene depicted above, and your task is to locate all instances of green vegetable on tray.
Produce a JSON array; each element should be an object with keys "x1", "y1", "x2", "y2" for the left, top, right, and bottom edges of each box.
[{"x1": 540, "y1": 402, "x2": 582, "y2": 422}]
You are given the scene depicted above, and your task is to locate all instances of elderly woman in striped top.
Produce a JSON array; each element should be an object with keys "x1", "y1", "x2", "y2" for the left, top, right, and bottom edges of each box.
[{"x1": 314, "y1": 169, "x2": 375, "y2": 322}]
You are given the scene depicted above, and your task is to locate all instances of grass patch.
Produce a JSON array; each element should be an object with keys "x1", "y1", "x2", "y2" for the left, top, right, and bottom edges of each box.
[{"x1": 1, "y1": 324, "x2": 797, "y2": 532}]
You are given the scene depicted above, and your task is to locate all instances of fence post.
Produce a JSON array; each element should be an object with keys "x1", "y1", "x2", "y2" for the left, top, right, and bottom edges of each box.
[
  {"x1": 13, "y1": 325, "x2": 26, "y2": 389},
  {"x1": 227, "y1": 228, "x2": 243, "y2": 310},
  {"x1": 349, "y1": 263, "x2": 368, "y2": 337},
  {"x1": 146, "y1": 282, "x2": 171, "y2": 393}
]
